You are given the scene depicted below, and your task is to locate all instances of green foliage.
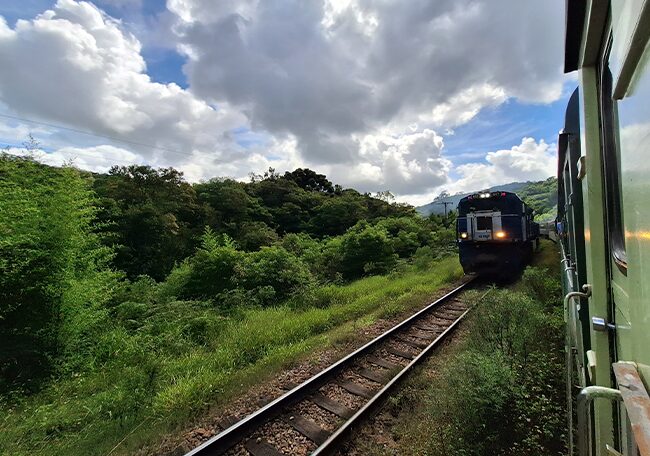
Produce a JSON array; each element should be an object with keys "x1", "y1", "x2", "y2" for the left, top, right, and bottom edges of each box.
[
  {"x1": 235, "y1": 246, "x2": 314, "y2": 304},
  {"x1": 160, "y1": 229, "x2": 243, "y2": 302},
  {"x1": 0, "y1": 155, "x2": 119, "y2": 388},
  {"x1": 1, "y1": 257, "x2": 463, "y2": 456},
  {"x1": 337, "y1": 221, "x2": 398, "y2": 279},
  {"x1": 423, "y1": 266, "x2": 566, "y2": 456},
  {"x1": 237, "y1": 221, "x2": 279, "y2": 250},
  {"x1": 283, "y1": 168, "x2": 334, "y2": 193},
  {"x1": 1, "y1": 151, "x2": 464, "y2": 455},
  {"x1": 93, "y1": 165, "x2": 203, "y2": 280},
  {"x1": 310, "y1": 194, "x2": 369, "y2": 236},
  {"x1": 520, "y1": 266, "x2": 563, "y2": 310},
  {"x1": 518, "y1": 177, "x2": 557, "y2": 221}
]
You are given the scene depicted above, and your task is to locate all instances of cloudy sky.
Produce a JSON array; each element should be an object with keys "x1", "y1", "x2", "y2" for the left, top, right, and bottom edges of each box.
[{"x1": 0, "y1": 0, "x2": 571, "y2": 205}]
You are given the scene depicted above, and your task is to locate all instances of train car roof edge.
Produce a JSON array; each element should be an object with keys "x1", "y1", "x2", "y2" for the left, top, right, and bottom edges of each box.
[{"x1": 564, "y1": 0, "x2": 586, "y2": 73}]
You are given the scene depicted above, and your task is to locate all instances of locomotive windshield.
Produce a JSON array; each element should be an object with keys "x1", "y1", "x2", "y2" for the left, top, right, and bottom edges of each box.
[{"x1": 476, "y1": 216, "x2": 493, "y2": 230}]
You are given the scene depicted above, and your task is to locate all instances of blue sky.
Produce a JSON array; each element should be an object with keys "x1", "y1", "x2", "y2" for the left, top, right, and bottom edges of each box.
[{"x1": 0, "y1": 0, "x2": 569, "y2": 204}]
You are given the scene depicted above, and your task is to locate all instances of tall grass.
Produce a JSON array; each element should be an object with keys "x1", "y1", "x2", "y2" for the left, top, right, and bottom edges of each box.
[
  {"x1": 357, "y1": 244, "x2": 566, "y2": 456},
  {"x1": 0, "y1": 256, "x2": 462, "y2": 456}
]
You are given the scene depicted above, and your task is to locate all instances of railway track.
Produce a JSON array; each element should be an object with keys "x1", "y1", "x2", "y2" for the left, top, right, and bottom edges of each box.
[{"x1": 184, "y1": 278, "x2": 483, "y2": 456}]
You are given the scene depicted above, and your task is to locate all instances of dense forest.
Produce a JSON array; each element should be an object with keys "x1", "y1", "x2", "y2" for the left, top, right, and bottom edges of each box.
[{"x1": 1, "y1": 151, "x2": 462, "y2": 454}]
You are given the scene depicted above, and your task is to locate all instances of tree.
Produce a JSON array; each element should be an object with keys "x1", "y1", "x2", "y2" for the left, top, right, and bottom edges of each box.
[
  {"x1": 310, "y1": 195, "x2": 369, "y2": 236},
  {"x1": 0, "y1": 155, "x2": 117, "y2": 388},
  {"x1": 283, "y1": 168, "x2": 334, "y2": 193},
  {"x1": 93, "y1": 165, "x2": 203, "y2": 280}
]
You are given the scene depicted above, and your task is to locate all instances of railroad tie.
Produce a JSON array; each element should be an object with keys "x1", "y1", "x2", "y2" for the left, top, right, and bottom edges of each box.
[
  {"x1": 338, "y1": 381, "x2": 375, "y2": 399},
  {"x1": 288, "y1": 415, "x2": 331, "y2": 445},
  {"x1": 446, "y1": 305, "x2": 467, "y2": 312},
  {"x1": 431, "y1": 313, "x2": 458, "y2": 321},
  {"x1": 281, "y1": 381, "x2": 300, "y2": 391},
  {"x1": 217, "y1": 414, "x2": 239, "y2": 430},
  {"x1": 408, "y1": 330, "x2": 435, "y2": 341},
  {"x1": 366, "y1": 356, "x2": 399, "y2": 370},
  {"x1": 396, "y1": 335, "x2": 429, "y2": 349},
  {"x1": 414, "y1": 324, "x2": 439, "y2": 332},
  {"x1": 357, "y1": 368, "x2": 390, "y2": 384},
  {"x1": 385, "y1": 346, "x2": 415, "y2": 360},
  {"x1": 310, "y1": 393, "x2": 355, "y2": 419},
  {"x1": 245, "y1": 439, "x2": 284, "y2": 456}
]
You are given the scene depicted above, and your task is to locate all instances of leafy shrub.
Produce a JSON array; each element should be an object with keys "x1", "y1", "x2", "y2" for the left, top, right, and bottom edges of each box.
[
  {"x1": 520, "y1": 267, "x2": 562, "y2": 310},
  {"x1": 431, "y1": 351, "x2": 518, "y2": 455},
  {"x1": 161, "y1": 229, "x2": 243, "y2": 301},
  {"x1": 337, "y1": 222, "x2": 398, "y2": 280},
  {"x1": 422, "y1": 266, "x2": 566, "y2": 456},
  {"x1": 412, "y1": 246, "x2": 436, "y2": 270},
  {"x1": 238, "y1": 221, "x2": 279, "y2": 251},
  {"x1": 0, "y1": 156, "x2": 119, "y2": 388},
  {"x1": 235, "y1": 246, "x2": 314, "y2": 305},
  {"x1": 280, "y1": 233, "x2": 325, "y2": 277}
]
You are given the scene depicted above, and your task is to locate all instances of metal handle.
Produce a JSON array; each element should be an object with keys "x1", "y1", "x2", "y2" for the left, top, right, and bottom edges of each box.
[
  {"x1": 565, "y1": 284, "x2": 592, "y2": 456},
  {"x1": 577, "y1": 386, "x2": 623, "y2": 456}
]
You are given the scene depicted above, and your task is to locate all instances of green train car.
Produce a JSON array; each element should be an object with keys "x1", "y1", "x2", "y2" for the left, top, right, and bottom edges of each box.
[{"x1": 558, "y1": 1, "x2": 650, "y2": 455}]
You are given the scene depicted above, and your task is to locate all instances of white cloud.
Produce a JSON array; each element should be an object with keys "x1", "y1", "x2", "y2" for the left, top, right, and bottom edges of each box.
[
  {"x1": 0, "y1": 0, "x2": 248, "y2": 169},
  {"x1": 451, "y1": 137, "x2": 556, "y2": 193},
  {"x1": 0, "y1": 0, "x2": 567, "y2": 201},
  {"x1": 4, "y1": 144, "x2": 142, "y2": 171},
  {"x1": 172, "y1": 0, "x2": 565, "y2": 162}
]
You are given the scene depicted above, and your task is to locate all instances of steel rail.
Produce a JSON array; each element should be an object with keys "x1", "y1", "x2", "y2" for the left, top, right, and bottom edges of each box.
[
  {"x1": 312, "y1": 287, "x2": 491, "y2": 455},
  {"x1": 184, "y1": 277, "x2": 477, "y2": 456}
]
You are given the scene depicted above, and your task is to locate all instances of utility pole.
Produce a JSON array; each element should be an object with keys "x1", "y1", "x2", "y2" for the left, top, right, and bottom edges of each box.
[{"x1": 437, "y1": 201, "x2": 454, "y2": 218}]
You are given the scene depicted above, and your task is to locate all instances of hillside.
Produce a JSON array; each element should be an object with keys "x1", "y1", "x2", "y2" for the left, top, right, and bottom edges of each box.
[{"x1": 416, "y1": 177, "x2": 557, "y2": 221}]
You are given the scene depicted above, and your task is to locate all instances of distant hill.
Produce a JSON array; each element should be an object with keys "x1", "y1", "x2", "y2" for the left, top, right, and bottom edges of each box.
[{"x1": 416, "y1": 177, "x2": 557, "y2": 221}]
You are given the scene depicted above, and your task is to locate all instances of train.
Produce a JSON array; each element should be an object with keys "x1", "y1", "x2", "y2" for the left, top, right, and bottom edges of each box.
[
  {"x1": 559, "y1": 1, "x2": 650, "y2": 455},
  {"x1": 456, "y1": 191, "x2": 539, "y2": 276}
]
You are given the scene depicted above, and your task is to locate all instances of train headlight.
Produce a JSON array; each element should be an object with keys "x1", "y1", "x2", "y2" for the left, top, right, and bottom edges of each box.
[
  {"x1": 495, "y1": 231, "x2": 506, "y2": 239},
  {"x1": 460, "y1": 232, "x2": 468, "y2": 239}
]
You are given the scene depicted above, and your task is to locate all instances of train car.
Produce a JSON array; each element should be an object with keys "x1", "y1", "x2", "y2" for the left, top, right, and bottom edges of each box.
[
  {"x1": 560, "y1": 1, "x2": 650, "y2": 455},
  {"x1": 456, "y1": 191, "x2": 539, "y2": 276}
]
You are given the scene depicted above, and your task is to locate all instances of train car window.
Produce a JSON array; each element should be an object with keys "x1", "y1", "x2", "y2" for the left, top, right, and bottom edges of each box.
[
  {"x1": 476, "y1": 217, "x2": 493, "y2": 231},
  {"x1": 598, "y1": 36, "x2": 628, "y2": 274}
]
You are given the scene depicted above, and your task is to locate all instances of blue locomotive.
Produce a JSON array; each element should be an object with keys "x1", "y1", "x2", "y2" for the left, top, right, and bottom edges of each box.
[{"x1": 456, "y1": 191, "x2": 539, "y2": 276}]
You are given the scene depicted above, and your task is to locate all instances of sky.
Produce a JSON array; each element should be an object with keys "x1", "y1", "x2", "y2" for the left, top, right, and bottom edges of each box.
[{"x1": 0, "y1": 0, "x2": 572, "y2": 205}]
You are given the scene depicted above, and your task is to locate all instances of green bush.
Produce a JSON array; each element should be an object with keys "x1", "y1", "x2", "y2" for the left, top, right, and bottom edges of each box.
[
  {"x1": 0, "y1": 156, "x2": 119, "y2": 388},
  {"x1": 160, "y1": 229, "x2": 243, "y2": 301},
  {"x1": 337, "y1": 221, "x2": 398, "y2": 280},
  {"x1": 422, "y1": 266, "x2": 566, "y2": 456},
  {"x1": 235, "y1": 245, "x2": 314, "y2": 305},
  {"x1": 520, "y1": 267, "x2": 562, "y2": 310},
  {"x1": 431, "y1": 351, "x2": 518, "y2": 455}
]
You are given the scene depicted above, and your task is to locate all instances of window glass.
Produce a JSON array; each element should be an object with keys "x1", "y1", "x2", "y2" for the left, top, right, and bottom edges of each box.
[
  {"x1": 614, "y1": 38, "x2": 650, "y2": 270},
  {"x1": 477, "y1": 217, "x2": 493, "y2": 231}
]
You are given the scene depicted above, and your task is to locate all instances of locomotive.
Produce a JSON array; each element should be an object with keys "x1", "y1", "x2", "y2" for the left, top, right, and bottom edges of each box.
[
  {"x1": 559, "y1": 0, "x2": 650, "y2": 455},
  {"x1": 456, "y1": 191, "x2": 539, "y2": 276}
]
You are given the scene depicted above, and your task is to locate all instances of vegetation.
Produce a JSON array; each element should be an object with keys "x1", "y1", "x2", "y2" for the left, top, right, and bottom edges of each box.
[
  {"x1": 0, "y1": 152, "x2": 462, "y2": 455},
  {"x1": 417, "y1": 177, "x2": 558, "y2": 222},
  {"x1": 517, "y1": 177, "x2": 557, "y2": 221},
  {"x1": 358, "y1": 241, "x2": 566, "y2": 456}
]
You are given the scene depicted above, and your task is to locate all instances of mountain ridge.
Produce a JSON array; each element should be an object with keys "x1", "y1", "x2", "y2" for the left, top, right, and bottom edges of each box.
[{"x1": 416, "y1": 177, "x2": 557, "y2": 221}]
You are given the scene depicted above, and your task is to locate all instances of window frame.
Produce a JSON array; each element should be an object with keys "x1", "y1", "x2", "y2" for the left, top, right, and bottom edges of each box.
[{"x1": 597, "y1": 34, "x2": 628, "y2": 276}]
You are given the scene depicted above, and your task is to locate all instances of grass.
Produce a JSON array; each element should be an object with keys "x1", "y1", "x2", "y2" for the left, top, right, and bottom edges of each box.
[
  {"x1": 348, "y1": 240, "x2": 567, "y2": 456},
  {"x1": 0, "y1": 256, "x2": 463, "y2": 456}
]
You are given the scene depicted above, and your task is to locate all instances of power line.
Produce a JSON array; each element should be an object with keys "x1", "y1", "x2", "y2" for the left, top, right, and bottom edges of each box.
[{"x1": 0, "y1": 112, "x2": 221, "y2": 160}]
